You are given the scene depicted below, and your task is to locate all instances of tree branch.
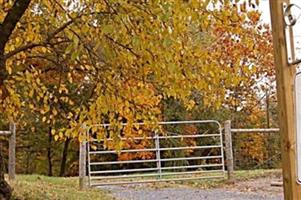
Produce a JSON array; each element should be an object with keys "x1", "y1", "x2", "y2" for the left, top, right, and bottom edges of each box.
[
  {"x1": 105, "y1": 34, "x2": 139, "y2": 57},
  {"x1": 0, "y1": 0, "x2": 31, "y2": 53},
  {"x1": 3, "y1": 19, "x2": 73, "y2": 60},
  {"x1": 4, "y1": 43, "x2": 45, "y2": 59}
]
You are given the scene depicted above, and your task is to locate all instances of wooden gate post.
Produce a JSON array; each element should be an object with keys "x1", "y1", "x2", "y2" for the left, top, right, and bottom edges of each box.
[
  {"x1": 79, "y1": 139, "x2": 87, "y2": 190},
  {"x1": 224, "y1": 120, "x2": 234, "y2": 181},
  {"x1": 8, "y1": 122, "x2": 16, "y2": 181},
  {"x1": 270, "y1": 0, "x2": 301, "y2": 199}
]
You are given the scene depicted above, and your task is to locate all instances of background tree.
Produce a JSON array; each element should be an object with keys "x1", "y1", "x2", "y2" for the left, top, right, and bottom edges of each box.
[{"x1": 0, "y1": 0, "x2": 274, "y2": 198}]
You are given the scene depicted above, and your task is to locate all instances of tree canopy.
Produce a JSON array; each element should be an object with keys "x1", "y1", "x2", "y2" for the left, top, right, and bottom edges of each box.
[
  {"x1": 0, "y1": 0, "x2": 273, "y2": 144},
  {"x1": 0, "y1": 0, "x2": 275, "y2": 198}
]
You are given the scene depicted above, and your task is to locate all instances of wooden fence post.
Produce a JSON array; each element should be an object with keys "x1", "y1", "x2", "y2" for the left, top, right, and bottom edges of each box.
[
  {"x1": 8, "y1": 122, "x2": 16, "y2": 181},
  {"x1": 79, "y1": 141, "x2": 87, "y2": 189},
  {"x1": 270, "y1": 1, "x2": 301, "y2": 199},
  {"x1": 224, "y1": 120, "x2": 234, "y2": 181},
  {"x1": 79, "y1": 139, "x2": 87, "y2": 190}
]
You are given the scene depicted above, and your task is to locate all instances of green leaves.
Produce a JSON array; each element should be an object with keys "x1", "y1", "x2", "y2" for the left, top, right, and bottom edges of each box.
[
  {"x1": 162, "y1": 37, "x2": 173, "y2": 48},
  {"x1": 102, "y1": 24, "x2": 114, "y2": 34}
]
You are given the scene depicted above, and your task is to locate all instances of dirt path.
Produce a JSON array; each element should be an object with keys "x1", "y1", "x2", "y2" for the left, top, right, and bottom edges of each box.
[{"x1": 101, "y1": 176, "x2": 284, "y2": 200}]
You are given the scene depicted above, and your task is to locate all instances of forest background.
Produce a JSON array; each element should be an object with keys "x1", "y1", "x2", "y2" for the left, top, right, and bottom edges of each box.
[{"x1": 0, "y1": 0, "x2": 277, "y2": 187}]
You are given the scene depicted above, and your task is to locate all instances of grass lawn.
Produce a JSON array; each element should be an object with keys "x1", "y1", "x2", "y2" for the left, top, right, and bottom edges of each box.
[
  {"x1": 178, "y1": 169, "x2": 282, "y2": 188},
  {"x1": 6, "y1": 169, "x2": 281, "y2": 199},
  {"x1": 8, "y1": 175, "x2": 115, "y2": 200}
]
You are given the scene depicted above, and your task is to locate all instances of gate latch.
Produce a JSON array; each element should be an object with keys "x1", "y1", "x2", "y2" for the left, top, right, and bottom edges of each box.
[{"x1": 283, "y1": 3, "x2": 301, "y2": 65}]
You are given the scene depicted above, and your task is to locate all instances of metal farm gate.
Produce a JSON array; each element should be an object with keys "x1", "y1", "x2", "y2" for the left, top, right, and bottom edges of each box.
[{"x1": 86, "y1": 120, "x2": 225, "y2": 186}]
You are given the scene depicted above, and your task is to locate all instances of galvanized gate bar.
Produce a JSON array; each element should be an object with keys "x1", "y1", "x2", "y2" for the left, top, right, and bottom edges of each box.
[
  {"x1": 92, "y1": 120, "x2": 223, "y2": 127},
  {"x1": 91, "y1": 176, "x2": 225, "y2": 186},
  {"x1": 90, "y1": 167, "x2": 159, "y2": 174},
  {"x1": 90, "y1": 155, "x2": 222, "y2": 165},
  {"x1": 160, "y1": 155, "x2": 223, "y2": 162},
  {"x1": 89, "y1": 148, "x2": 157, "y2": 154},
  {"x1": 159, "y1": 145, "x2": 222, "y2": 151},
  {"x1": 89, "y1": 145, "x2": 222, "y2": 154},
  {"x1": 160, "y1": 163, "x2": 223, "y2": 170},
  {"x1": 90, "y1": 159, "x2": 158, "y2": 165},
  {"x1": 87, "y1": 120, "x2": 225, "y2": 186},
  {"x1": 90, "y1": 169, "x2": 225, "y2": 180},
  {"x1": 90, "y1": 134, "x2": 221, "y2": 142},
  {"x1": 90, "y1": 164, "x2": 224, "y2": 174}
]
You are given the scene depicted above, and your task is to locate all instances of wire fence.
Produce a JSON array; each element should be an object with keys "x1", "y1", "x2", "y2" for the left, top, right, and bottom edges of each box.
[{"x1": 231, "y1": 129, "x2": 281, "y2": 171}]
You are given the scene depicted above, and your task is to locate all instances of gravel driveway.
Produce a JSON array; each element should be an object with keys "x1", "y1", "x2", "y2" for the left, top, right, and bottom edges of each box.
[{"x1": 100, "y1": 177, "x2": 284, "y2": 200}]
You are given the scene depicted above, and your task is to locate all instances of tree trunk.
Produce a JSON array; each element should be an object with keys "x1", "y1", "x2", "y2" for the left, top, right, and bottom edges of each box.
[
  {"x1": 47, "y1": 128, "x2": 53, "y2": 176},
  {"x1": 0, "y1": 1, "x2": 33, "y2": 198},
  {"x1": 0, "y1": 149, "x2": 12, "y2": 200},
  {"x1": 0, "y1": 54, "x2": 12, "y2": 200},
  {"x1": 0, "y1": 48, "x2": 12, "y2": 199},
  {"x1": 59, "y1": 138, "x2": 71, "y2": 177}
]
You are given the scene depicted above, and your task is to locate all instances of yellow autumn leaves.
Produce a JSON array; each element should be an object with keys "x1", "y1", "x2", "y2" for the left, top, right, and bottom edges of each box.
[{"x1": 0, "y1": 0, "x2": 272, "y2": 148}]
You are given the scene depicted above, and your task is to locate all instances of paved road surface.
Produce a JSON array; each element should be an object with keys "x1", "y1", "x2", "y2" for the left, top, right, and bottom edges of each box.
[
  {"x1": 103, "y1": 186, "x2": 283, "y2": 200},
  {"x1": 100, "y1": 175, "x2": 284, "y2": 200}
]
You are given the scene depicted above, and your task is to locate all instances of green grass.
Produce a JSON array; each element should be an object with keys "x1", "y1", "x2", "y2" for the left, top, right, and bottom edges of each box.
[
  {"x1": 8, "y1": 169, "x2": 281, "y2": 199},
  {"x1": 86, "y1": 169, "x2": 281, "y2": 190},
  {"x1": 177, "y1": 169, "x2": 282, "y2": 188},
  {"x1": 232, "y1": 169, "x2": 281, "y2": 180},
  {"x1": 9, "y1": 175, "x2": 115, "y2": 200}
]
